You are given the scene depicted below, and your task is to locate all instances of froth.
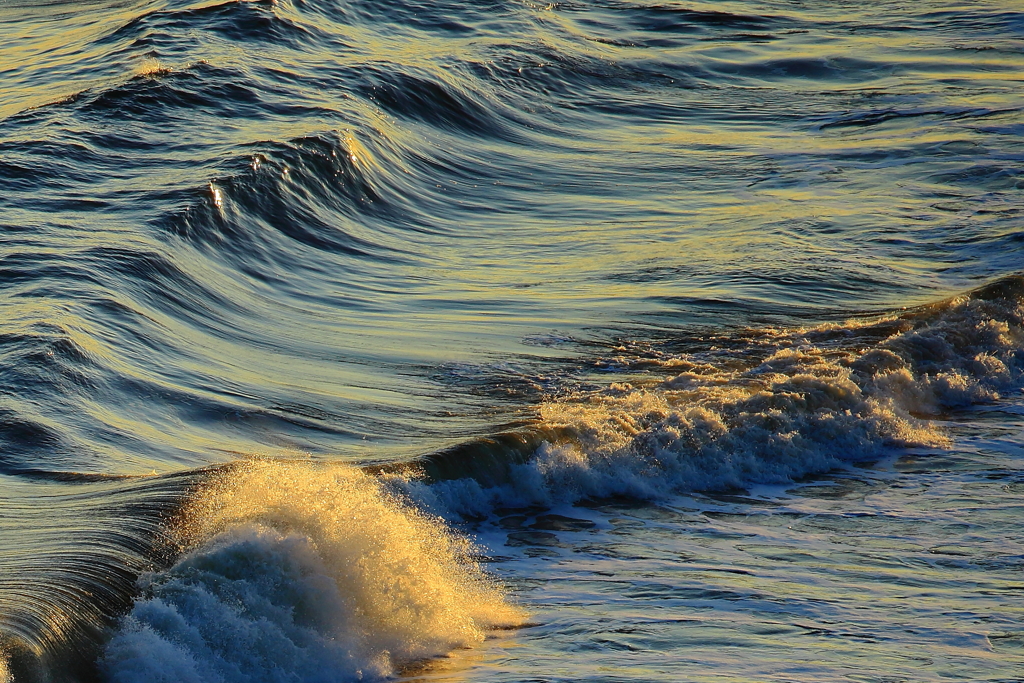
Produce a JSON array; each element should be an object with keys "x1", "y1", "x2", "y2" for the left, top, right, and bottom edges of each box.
[
  {"x1": 396, "y1": 285, "x2": 1024, "y2": 515},
  {"x1": 102, "y1": 461, "x2": 522, "y2": 683}
]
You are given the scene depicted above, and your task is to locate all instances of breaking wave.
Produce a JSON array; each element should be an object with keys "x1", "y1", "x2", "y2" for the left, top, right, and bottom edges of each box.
[
  {"x1": 398, "y1": 276, "x2": 1024, "y2": 515},
  {"x1": 2, "y1": 277, "x2": 1020, "y2": 683},
  {"x1": 4, "y1": 277, "x2": 1022, "y2": 683},
  {"x1": 100, "y1": 461, "x2": 522, "y2": 683}
]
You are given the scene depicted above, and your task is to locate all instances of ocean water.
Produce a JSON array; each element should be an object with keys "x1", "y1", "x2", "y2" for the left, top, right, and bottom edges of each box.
[{"x1": 1, "y1": 0, "x2": 1023, "y2": 680}]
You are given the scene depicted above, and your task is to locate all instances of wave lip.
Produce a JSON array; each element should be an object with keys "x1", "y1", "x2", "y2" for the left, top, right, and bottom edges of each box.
[{"x1": 0, "y1": 473, "x2": 197, "y2": 683}]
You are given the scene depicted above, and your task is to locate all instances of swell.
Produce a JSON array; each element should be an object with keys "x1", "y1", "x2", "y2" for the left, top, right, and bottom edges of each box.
[{"x1": 0, "y1": 119, "x2": 506, "y2": 474}]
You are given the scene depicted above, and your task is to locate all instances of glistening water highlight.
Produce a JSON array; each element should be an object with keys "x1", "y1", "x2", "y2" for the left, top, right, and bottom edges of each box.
[{"x1": 101, "y1": 461, "x2": 523, "y2": 683}]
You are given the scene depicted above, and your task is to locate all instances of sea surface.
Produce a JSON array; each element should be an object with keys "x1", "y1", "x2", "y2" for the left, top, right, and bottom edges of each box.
[{"x1": 1, "y1": 0, "x2": 1023, "y2": 681}]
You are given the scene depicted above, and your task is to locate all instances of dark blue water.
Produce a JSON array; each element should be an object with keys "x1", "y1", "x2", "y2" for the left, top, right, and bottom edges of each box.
[{"x1": 1, "y1": 0, "x2": 1023, "y2": 681}]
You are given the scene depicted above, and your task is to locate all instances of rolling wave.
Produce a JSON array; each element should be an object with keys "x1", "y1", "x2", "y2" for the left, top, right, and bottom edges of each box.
[
  {"x1": 1, "y1": 276, "x2": 1022, "y2": 681},
  {"x1": 399, "y1": 275, "x2": 1024, "y2": 514}
]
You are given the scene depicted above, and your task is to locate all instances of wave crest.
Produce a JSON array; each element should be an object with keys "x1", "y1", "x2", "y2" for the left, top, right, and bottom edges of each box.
[
  {"x1": 398, "y1": 277, "x2": 1024, "y2": 514},
  {"x1": 101, "y1": 461, "x2": 522, "y2": 683}
]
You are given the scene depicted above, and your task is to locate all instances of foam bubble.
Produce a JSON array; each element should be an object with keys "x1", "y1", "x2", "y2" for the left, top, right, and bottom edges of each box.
[{"x1": 102, "y1": 461, "x2": 522, "y2": 683}]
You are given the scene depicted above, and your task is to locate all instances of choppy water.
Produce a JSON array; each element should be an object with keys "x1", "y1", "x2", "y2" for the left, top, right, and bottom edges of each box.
[{"x1": 1, "y1": 0, "x2": 1023, "y2": 680}]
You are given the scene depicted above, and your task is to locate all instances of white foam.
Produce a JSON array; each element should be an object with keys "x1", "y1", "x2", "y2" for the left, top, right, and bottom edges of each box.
[
  {"x1": 394, "y1": 291, "x2": 1024, "y2": 516},
  {"x1": 102, "y1": 461, "x2": 522, "y2": 683}
]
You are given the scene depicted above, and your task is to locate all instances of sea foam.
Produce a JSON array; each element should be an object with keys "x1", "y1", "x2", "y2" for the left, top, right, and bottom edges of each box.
[
  {"x1": 101, "y1": 462, "x2": 522, "y2": 683},
  {"x1": 397, "y1": 284, "x2": 1024, "y2": 515}
]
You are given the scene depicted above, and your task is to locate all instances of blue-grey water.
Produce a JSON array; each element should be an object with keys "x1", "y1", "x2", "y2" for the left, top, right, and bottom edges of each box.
[{"x1": 1, "y1": 0, "x2": 1023, "y2": 681}]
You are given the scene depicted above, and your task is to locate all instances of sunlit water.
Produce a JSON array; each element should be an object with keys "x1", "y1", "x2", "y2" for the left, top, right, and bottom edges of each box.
[
  {"x1": 0, "y1": 0, "x2": 1022, "y2": 681},
  {"x1": 441, "y1": 406, "x2": 1024, "y2": 683}
]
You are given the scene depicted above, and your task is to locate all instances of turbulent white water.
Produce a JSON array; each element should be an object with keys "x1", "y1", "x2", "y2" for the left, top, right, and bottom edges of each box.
[
  {"x1": 101, "y1": 462, "x2": 522, "y2": 683},
  {"x1": 401, "y1": 288, "x2": 1024, "y2": 517}
]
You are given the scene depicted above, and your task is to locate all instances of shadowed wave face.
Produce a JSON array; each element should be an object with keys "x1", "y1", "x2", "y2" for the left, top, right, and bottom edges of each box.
[{"x1": 0, "y1": 0, "x2": 1022, "y2": 681}]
